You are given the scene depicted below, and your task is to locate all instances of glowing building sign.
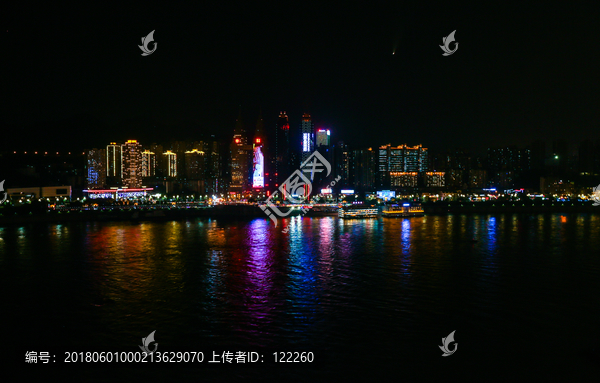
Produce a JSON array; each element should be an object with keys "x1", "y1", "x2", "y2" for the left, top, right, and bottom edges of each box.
[
  {"x1": 252, "y1": 145, "x2": 264, "y2": 188},
  {"x1": 377, "y1": 190, "x2": 396, "y2": 201},
  {"x1": 302, "y1": 133, "x2": 311, "y2": 152}
]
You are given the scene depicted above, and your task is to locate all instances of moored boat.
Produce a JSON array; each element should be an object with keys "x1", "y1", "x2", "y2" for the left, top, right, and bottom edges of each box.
[
  {"x1": 339, "y1": 205, "x2": 379, "y2": 219},
  {"x1": 382, "y1": 202, "x2": 424, "y2": 217},
  {"x1": 305, "y1": 205, "x2": 339, "y2": 217}
]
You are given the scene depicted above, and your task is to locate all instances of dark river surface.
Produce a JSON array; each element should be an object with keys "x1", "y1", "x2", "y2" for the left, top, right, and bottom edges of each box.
[{"x1": 2, "y1": 214, "x2": 599, "y2": 381}]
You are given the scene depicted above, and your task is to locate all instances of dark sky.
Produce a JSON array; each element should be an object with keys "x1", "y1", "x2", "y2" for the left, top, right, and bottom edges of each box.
[{"x1": 3, "y1": 3, "x2": 599, "y2": 154}]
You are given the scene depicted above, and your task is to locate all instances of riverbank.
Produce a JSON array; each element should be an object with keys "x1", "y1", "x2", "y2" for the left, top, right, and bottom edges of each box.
[{"x1": 0, "y1": 201, "x2": 597, "y2": 226}]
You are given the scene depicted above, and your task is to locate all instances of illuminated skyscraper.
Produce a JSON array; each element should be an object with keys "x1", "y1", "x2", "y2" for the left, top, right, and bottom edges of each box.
[
  {"x1": 106, "y1": 143, "x2": 122, "y2": 178},
  {"x1": 230, "y1": 112, "x2": 252, "y2": 192},
  {"x1": 275, "y1": 111, "x2": 291, "y2": 189},
  {"x1": 163, "y1": 150, "x2": 177, "y2": 177},
  {"x1": 316, "y1": 129, "x2": 330, "y2": 147},
  {"x1": 300, "y1": 112, "x2": 314, "y2": 163},
  {"x1": 121, "y1": 140, "x2": 143, "y2": 188},
  {"x1": 379, "y1": 144, "x2": 429, "y2": 188},
  {"x1": 141, "y1": 150, "x2": 156, "y2": 177},
  {"x1": 86, "y1": 148, "x2": 106, "y2": 189},
  {"x1": 252, "y1": 114, "x2": 266, "y2": 189}
]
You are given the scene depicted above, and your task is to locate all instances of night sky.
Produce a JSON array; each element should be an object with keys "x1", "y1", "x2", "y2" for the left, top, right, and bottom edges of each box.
[{"x1": 3, "y1": 3, "x2": 599, "y2": 154}]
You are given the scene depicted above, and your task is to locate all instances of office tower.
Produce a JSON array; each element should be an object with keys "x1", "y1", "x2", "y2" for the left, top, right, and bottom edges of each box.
[
  {"x1": 192, "y1": 137, "x2": 224, "y2": 195},
  {"x1": 106, "y1": 142, "x2": 122, "y2": 178},
  {"x1": 300, "y1": 112, "x2": 314, "y2": 163},
  {"x1": 335, "y1": 141, "x2": 350, "y2": 186},
  {"x1": 230, "y1": 112, "x2": 252, "y2": 192},
  {"x1": 275, "y1": 111, "x2": 291, "y2": 188},
  {"x1": 86, "y1": 148, "x2": 106, "y2": 189},
  {"x1": 163, "y1": 150, "x2": 177, "y2": 177},
  {"x1": 185, "y1": 149, "x2": 205, "y2": 179},
  {"x1": 121, "y1": 140, "x2": 143, "y2": 188},
  {"x1": 350, "y1": 148, "x2": 377, "y2": 191},
  {"x1": 141, "y1": 150, "x2": 156, "y2": 177},
  {"x1": 184, "y1": 149, "x2": 206, "y2": 193},
  {"x1": 316, "y1": 129, "x2": 330, "y2": 147}
]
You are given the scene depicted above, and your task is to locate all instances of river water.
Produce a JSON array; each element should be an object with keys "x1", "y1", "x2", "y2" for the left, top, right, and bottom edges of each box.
[{"x1": 2, "y1": 214, "x2": 599, "y2": 380}]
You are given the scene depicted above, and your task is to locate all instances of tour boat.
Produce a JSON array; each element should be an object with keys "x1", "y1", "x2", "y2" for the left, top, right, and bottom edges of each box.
[
  {"x1": 382, "y1": 202, "x2": 424, "y2": 217},
  {"x1": 339, "y1": 205, "x2": 379, "y2": 219}
]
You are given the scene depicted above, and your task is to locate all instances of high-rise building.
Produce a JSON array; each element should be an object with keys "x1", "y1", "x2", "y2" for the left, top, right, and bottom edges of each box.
[
  {"x1": 86, "y1": 148, "x2": 106, "y2": 189},
  {"x1": 551, "y1": 139, "x2": 568, "y2": 172},
  {"x1": 275, "y1": 111, "x2": 291, "y2": 189},
  {"x1": 252, "y1": 114, "x2": 266, "y2": 189},
  {"x1": 163, "y1": 150, "x2": 177, "y2": 177},
  {"x1": 316, "y1": 129, "x2": 330, "y2": 147},
  {"x1": 390, "y1": 172, "x2": 418, "y2": 187},
  {"x1": 529, "y1": 140, "x2": 546, "y2": 171},
  {"x1": 300, "y1": 112, "x2": 315, "y2": 163},
  {"x1": 579, "y1": 139, "x2": 596, "y2": 174},
  {"x1": 184, "y1": 149, "x2": 205, "y2": 193},
  {"x1": 141, "y1": 150, "x2": 156, "y2": 177},
  {"x1": 121, "y1": 140, "x2": 143, "y2": 188},
  {"x1": 468, "y1": 170, "x2": 487, "y2": 188},
  {"x1": 379, "y1": 144, "x2": 429, "y2": 188},
  {"x1": 193, "y1": 137, "x2": 224, "y2": 195},
  {"x1": 184, "y1": 149, "x2": 205, "y2": 179},
  {"x1": 350, "y1": 148, "x2": 377, "y2": 191},
  {"x1": 424, "y1": 172, "x2": 446, "y2": 188},
  {"x1": 335, "y1": 141, "x2": 350, "y2": 187},
  {"x1": 106, "y1": 143, "x2": 122, "y2": 178},
  {"x1": 230, "y1": 112, "x2": 252, "y2": 192}
]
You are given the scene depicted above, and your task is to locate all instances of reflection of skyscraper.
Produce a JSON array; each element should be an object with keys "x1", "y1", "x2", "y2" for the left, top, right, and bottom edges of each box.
[
  {"x1": 86, "y1": 148, "x2": 106, "y2": 189},
  {"x1": 275, "y1": 111, "x2": 291, "y2": 189},
  {"x1": 106, "y1": 142, "x2": 121, "y2": 178},
  {"x1": 121, "y1": 140, "x2": 143, "y2": 188},
  {"x1": 300, "y1": 112, "x2": 314, "y2": 163}
]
